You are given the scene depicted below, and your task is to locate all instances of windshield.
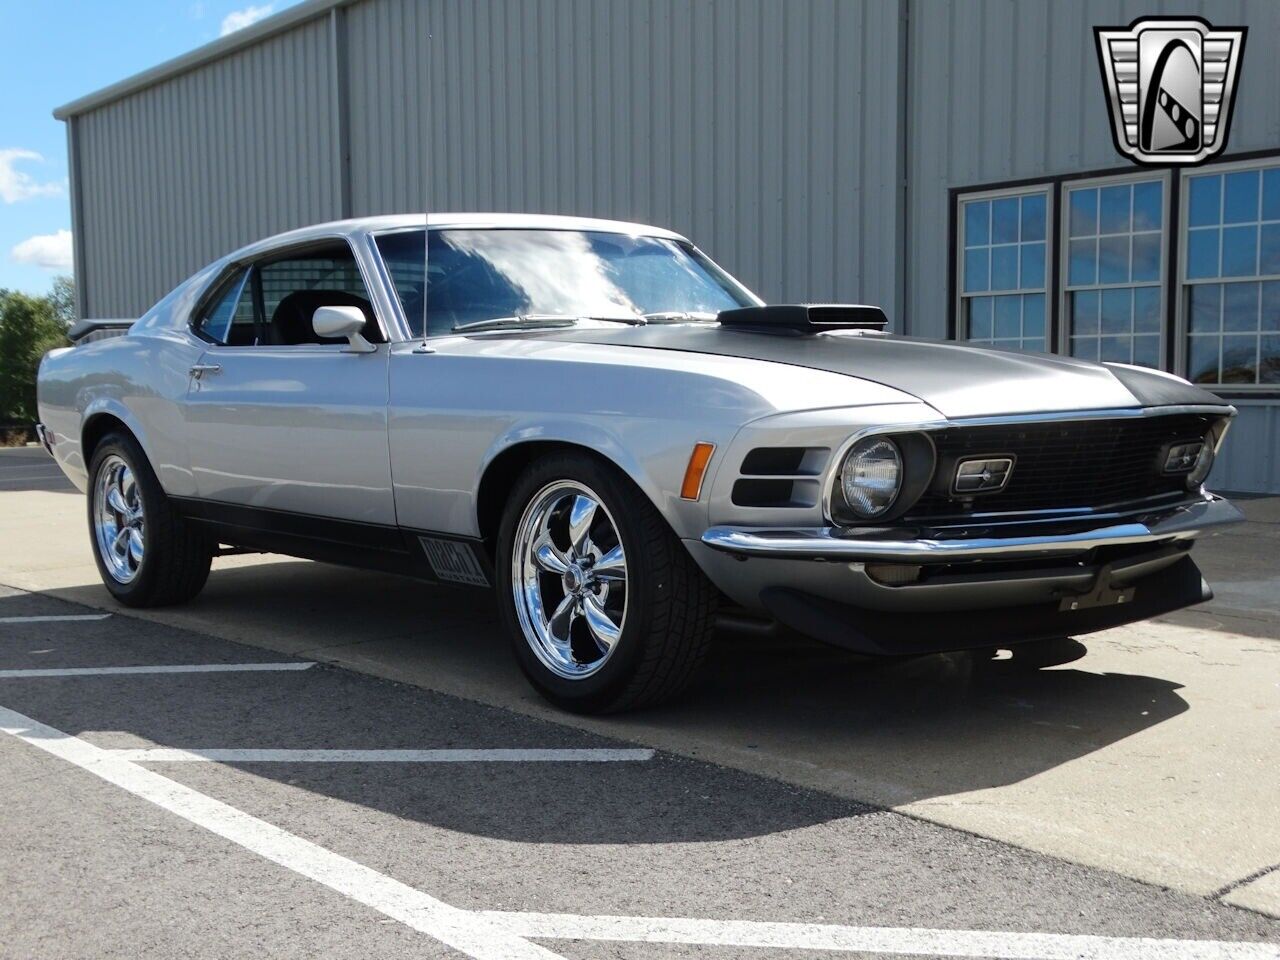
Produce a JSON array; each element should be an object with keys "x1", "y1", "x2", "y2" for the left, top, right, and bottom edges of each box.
[{"x1": 375, "y1": 228, "x2": 755, "y2": 337}]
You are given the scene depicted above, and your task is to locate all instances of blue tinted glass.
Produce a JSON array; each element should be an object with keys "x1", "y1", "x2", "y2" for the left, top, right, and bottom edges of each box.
[
  {"x1": 968, "y1": 296, "x2": 993, "y2": 339},
  {"x1": 1099, "y1": 185, "x2": 1131, "y2": 234},
  {"x1": 1264, "y1": 282, "x2": 1280, "y2": 332},
  {"x1": 1021, "y1": 194, "x2": 1046, "y2": 241},
  {"x1": 1023, "y1": 294, "x2": 1045, "y2": 339},
  {"x1": 1187, "y1": 229, "x2": 1220, "y2": 279},
  {"x1": 1098, "y1": 235, "x2": 1130, "y2": 284},
  {"x1": 1072, "y1": 290, "x2": 1099, "y2": 335},
  {"x1": 1188, "y1": 176, "x2": 1221, "y2": 227},
  {"x1": 1101, "y1": 336, "x2": 1130, "y2": 362},
  {"x1": 964, "y1": 248, "x2": 989, "y2": 292},
  {"x1": 1134, "y1": 287, "x2": 1160, "y2": 332},
  {"x1": 1188, "y1": 336, "x2": 1219, "y2": 383},
  {"x1": 991, "y1": 198, "x2": 1019, "y2": 244},
  {"x1": 1264, "y1": 169, "x2": 1280, "y2": 221},
  {"x1": 1133, "y1": 335, "x2": 1159, "y2": 369},
  {"x1": 965, "y1": 201, "x2": 990, "y2": 247},
  {"x1": 1222, "y1": 225, "x2": 1258, "y2": 277},
  {"x1": 1133, "y1": 181, "x2": 1162, "y2": 231},
  {"x1": 1261, "y1": 224, "x2": 1280, "y2": 275},
  {"x1": 994, "y1": 295, "x2": 1021, "y2": 338},
  {"x1": 1224, "y1": 282, "x2": 1260, "y2": 332},
  {"x1": 378, "y1": 229, "x2": 748, "y2": 336},
  {"x1": 1223, "y1": 171, "x2": 1260, "y2": 224},
  {"x1": 1020, "y1": 242, "x2": 1045, "y2": 289},
  {"x1": 1069, "y1": 238, "x2": 1097, "y2": 285},
  {"x1": 1131, "y1": 233, "x2": 1161, "y2": 282},
  {"x1": 1101, "y1": 288, "x2": 1131, "y2": 334},
  {"x1": 1222, "y1": 335, "x2": 1258, "y2": 383},
  {"x1": 199, "y1": 269, "x2": 248, "y2": 345},
  {"x1": 990, "y1": 246, "x2": 1018, "y2": 290},
  {"x1": 1189, "y1": 284, "x2": 1221, "y2": 333},
  {"x1": 1070, "y1": 189, "x2": 1098, "y2": 237},
  {"x1": 1072, "y1": 337, "x2": 1099, "y2": 361},
  {"x1": 1262, "y1": 336, "x2": 1280, "y2": 383}
]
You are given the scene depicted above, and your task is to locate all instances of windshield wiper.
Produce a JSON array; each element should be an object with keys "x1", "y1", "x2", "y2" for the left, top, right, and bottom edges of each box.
[
  {"x1": 641, "y1": 311, "x2": 719, "y2": 323},
  {"x1": 453, "y1": 313, "x2": 646, "y2": 333}
]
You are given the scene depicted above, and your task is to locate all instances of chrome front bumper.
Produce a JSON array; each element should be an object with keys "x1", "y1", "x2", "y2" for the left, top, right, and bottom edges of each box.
[{"x1": 700, "y1": 495, "x2": 1245, "y2": 563}]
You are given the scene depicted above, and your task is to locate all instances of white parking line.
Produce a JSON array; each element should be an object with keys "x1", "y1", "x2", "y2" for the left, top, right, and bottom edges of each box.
[
  {"x1": 0, "y1": 703, "x2": 1275, "y2": 960},
  {"x1": 481, "y1": 912, "x2": 1280, "y2": 960},
  {"x1": 0, "y1": 704, "x2": 563, "y2": 960},
  {"x1": 0, "y1": 614, "x2": 112, "y2": 624},
  {"x1": 109, "y1": 747, "x2": 655, "y2": 762},
  {"x1": 0, "y1": 662, "x2": 315, "y2": 678}
]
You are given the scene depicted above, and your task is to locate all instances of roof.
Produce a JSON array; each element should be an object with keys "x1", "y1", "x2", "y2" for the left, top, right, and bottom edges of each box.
[
  {"x1": 54, "y1": 0, "x2": 354, "y2": 119},
  {"x1": 226, "y1": 213, "x2": 687, "y2": 257}
]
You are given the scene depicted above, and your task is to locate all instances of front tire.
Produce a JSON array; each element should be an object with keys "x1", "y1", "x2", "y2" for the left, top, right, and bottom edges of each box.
[
  {"x1": 87, "y1": 431, "x2": 213, "y2": 607},
  {"x1": 496, "y1": 452, "x2": 717, "y2": 713}
]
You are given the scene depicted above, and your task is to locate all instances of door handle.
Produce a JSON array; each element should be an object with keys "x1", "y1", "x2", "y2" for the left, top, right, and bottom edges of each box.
[{"x1": 189, "y1": 363, "x2": 221, "y2": 379}]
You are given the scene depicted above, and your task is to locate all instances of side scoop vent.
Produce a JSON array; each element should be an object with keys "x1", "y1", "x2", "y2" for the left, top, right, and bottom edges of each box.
[{"x1": 717, "y1": 303, "x2": 889, "y2": 334}]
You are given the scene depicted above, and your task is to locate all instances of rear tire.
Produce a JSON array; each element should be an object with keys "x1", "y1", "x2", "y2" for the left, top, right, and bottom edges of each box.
[
  {"x1": 496, "y1": 452, "x2": 717, "y2": 713},
  {"x1": 87, "y1": 431, "x2": 212, "y2": 607}
]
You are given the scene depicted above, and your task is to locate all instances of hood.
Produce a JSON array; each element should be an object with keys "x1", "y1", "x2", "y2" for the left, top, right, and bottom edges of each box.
[{"x1": 524, "y1": 325, "x2": 1226, "y2": 419}]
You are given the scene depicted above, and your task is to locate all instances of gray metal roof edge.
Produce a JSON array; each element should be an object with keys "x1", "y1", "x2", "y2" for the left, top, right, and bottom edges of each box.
[{"x1": 53, "y1": 0, "x2": 356, "y2": 120}]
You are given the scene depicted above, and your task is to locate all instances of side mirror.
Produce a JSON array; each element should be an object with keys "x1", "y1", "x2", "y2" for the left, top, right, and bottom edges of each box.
[{"x1": 313, "y1": 305, "x2": 376, "y2": 354}]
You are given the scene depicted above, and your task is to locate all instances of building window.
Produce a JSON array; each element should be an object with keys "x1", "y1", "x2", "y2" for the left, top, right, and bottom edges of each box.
[
  {"x1": 1182, "y1": 163, "x2": 1280, "y2": 386},
  {"x1": 958, "y1": 187, "x2": 1050, "y2": 352},
  {"x1": 1063, "y1": 176, "x2": 1166, "y2": 368}
]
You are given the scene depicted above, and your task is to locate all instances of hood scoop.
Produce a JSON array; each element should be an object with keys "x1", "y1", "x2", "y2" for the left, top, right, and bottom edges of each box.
[{"x1": 717, "y1": 303, "x2": 889, "y2": 334}]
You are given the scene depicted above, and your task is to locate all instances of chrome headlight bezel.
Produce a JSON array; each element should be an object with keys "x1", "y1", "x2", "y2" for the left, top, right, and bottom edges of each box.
[{"x1": 838, "y1": 436, "x2": 904, "y2": 519}]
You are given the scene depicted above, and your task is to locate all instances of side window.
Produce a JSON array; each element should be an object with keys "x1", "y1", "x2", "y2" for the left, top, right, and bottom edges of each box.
[
  {"x1": 195, "y1": 268, "x2": 254, "y2": 345},
  {"x1": 256, "y1": 242, "x2": 381, "y2": 346}
]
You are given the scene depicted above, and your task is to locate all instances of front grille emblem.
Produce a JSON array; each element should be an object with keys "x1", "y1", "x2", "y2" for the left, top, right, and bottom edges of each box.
[{"x1": 954, "y1": 457, "x2": 1014, "y2": 495}]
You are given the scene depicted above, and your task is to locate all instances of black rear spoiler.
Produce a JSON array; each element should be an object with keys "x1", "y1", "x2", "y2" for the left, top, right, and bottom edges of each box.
[
  {"x1": 716, "y1": 303, "x2": 889, "y2": 334},
  {"x1": 67, "y1": 318, "x2": 134, "y2": 344}
]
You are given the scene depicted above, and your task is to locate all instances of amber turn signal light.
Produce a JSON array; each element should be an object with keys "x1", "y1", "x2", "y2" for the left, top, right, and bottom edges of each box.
[{"x1": 680, "y1": 442, "x2": 716, "y2": 500}]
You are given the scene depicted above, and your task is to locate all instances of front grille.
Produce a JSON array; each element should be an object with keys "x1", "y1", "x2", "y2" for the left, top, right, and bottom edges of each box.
[{"x1": 905, "y1": 413, "x2": 1217, "y2": 520}]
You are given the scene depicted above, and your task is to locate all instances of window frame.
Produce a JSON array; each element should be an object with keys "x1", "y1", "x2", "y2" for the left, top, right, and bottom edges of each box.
[
  {"x1": 1056, "y1": 169, "x2": 1172, "y2": 369},
  {"x1": 1175, "y1": 155, "x2": 1280, "y2": 393},
  {"x1": 190, "y1": 235, "x2": 389, "y2": 349},
  {"x1": 953, "y1": 181, "x2": 1054, "y2": 352}
]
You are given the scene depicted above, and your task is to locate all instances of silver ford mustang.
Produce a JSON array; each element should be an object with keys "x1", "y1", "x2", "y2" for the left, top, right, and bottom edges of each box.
[{"x1": 37, "y1": 213, "x2": 1243, "y2": 712}]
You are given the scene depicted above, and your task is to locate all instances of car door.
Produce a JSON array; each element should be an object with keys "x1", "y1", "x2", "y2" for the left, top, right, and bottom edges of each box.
[{"x1": 183, "y1": 240, "x2": 396, "y2": 527}]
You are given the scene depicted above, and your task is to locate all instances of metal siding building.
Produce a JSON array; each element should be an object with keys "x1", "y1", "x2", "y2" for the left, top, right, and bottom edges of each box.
[{"x1": 56, "y1": 0, "x2": 1279, "y2": 491}]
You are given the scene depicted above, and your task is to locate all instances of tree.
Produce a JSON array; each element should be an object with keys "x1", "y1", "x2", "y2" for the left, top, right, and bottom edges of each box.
[{"x1": 0, "y1": 285, "x2": 70, "y2": 425}]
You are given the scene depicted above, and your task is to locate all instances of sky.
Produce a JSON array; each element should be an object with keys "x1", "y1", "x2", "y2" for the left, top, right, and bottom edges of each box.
[{"x1": 0, "y1": 0, "x2": 305, "y2": 297}]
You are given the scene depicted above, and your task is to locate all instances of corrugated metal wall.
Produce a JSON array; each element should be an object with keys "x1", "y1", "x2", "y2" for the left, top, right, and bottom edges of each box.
[
  {"x1": 70, "y1": 0, "x2": 906, "y2": 323},
  {"x1": 74, "y1": 16, "x2": 342, "y2": 317},
  {"x1": 906, "y1": 0, "x2": 1280, "y2": 492},
  {"x1": 907, "y1": 0, "x2": 1280, "y2": 338}
]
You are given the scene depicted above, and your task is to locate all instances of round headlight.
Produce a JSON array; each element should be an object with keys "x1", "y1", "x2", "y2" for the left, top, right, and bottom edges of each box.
[
  {"x1": 1187, "y1": 435, "x2": 1215, "y2": 489},
  {"x1": 840, "y1": 437, "x2": 902, "y2": 518}
]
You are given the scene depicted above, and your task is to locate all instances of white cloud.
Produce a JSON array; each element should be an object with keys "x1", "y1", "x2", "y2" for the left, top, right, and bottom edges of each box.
[
  {"x1": 220, "y1": 3, "x2": 274, "y2": 36},
  {"x1": 11, "y1": 230, "x2": 74, "y2": 271},
  {"x1": 0, "y1": 149, "x2": 63, "y2": 204}
]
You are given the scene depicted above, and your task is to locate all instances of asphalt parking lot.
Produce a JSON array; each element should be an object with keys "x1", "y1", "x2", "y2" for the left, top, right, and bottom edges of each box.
[{"x1": 2, "y1": 445, "x2": 1279, "y2": 958}]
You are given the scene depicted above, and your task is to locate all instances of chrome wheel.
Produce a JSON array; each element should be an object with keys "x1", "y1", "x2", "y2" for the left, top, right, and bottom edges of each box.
[
  {"x1": 512, "y1": 480, "x2": 628, "y2": 680},
  {"x1": 93, "y1": 454, "x2": 145, "y2": 584}
]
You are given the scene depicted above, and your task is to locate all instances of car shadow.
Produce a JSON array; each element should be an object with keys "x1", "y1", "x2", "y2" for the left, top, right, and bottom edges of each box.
[{"x1": 2, "y1": 559, "x2": 1196, "y2": 846}]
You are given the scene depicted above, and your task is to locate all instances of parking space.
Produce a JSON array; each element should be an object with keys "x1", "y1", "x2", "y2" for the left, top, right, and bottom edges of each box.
[
  {"x1": 3, "y1": 585, "x2": 1279, "y2": 959},
  {"x1": 2, "y1": 457, "x2": 1280, "y2": 954}
]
